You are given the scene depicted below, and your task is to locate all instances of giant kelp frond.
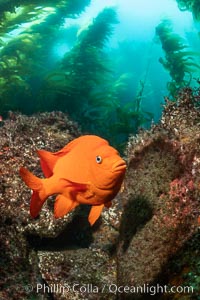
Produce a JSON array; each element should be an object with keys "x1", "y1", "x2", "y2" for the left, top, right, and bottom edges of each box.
[
  {"x1": 176, "y1": 0, "x2": 194, "y2": 11},
  {"x1": 0, "y1": 0, "x2": 57, "y2": 25},
  {"x1": 41, "y1": 7, "x2": 118, "y2": 114},
  {"x1": 192, "y1": 0, "x2": 200, "y2": 20},
  {"x1": 0, "y1": 0, "x2": 91, "y2": 114},
  {"x1": 61, "y1": 7, "x2": 118, "y2": 84},
  {"x1": 175, "y1": 0, "x2": 200, "y2": 20},
  {"x1": 0, "y1": 0, "x2": 91, "y2": 34},
  {"x1": 63, "y1": 0, "x2": 91, "y2": 16},
  {"x1": 33, "y1": 0, "x2": 91, "y2": 29},
  {"x1": 79, "y1": 7, "x2": 118, "y2": 48},
  {"x1": 0, "y1": 2, "x2": 151, "y2": 151},
  {"x1": 156, "y1": 19, "x2": 199, "y2": 98},
  {"x1": 37, "y1": 6, "x2": 143, "y2": 150},
  {"x1": 156, "y1": 19, "x2": 186, "y2": 53}
]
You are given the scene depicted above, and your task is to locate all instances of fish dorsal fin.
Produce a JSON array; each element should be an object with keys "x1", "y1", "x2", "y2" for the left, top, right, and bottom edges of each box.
[
  {"x1": 37, "y1": 149, "x2": 58, "y2": 177},
  {"x1": 36, "y1": 139, "x2": 80, "y2": 178},
  {"x1": 55, "y1": 138, "x2": 81, "y2": 155},
  {"x1": 88, "y1": 204, "x2": 104, "y2": 226},
  {"x1": 54, "y1": 195, "x2": 79, "y2": 218}
]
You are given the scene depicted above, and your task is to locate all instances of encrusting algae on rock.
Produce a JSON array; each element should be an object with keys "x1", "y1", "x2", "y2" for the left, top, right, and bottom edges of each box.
[
  {"x1": 0, "y1": 112, "x2": 82, "y2": 299},
  {"x1": 117, "y1": 87, "x2": 200, "y2": 299},
  {"x1": 0, "y1": 88, "x2": 200, "y2": 300}
]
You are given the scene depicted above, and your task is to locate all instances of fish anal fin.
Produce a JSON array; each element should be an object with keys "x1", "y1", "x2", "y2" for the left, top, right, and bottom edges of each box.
[
  {"x1": 88, "y1": 204, "x2": 104, "y2": 226},
  {"x1": 30, "y1": 191, "x2": 46, "y2": 218},
  {"x1": 54, "y1": 195, "x2": 79, "y2": 218}
]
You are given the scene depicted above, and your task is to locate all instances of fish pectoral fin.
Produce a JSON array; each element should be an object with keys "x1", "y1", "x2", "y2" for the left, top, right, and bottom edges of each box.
[
  {"x1": 59, "y1": 178, "x2": 89, "y2": 192},
  {"x1": 88, "y1": 204, "x2": 104, "y2": 226},
  {"x1": 54, "y1": 195, "x2": 79, "y2": 218}
]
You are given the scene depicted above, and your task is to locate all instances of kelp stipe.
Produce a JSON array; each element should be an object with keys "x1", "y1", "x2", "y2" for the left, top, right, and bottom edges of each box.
[{"x1": 155, "y1": 19, "x2": 199, "y2": 98}]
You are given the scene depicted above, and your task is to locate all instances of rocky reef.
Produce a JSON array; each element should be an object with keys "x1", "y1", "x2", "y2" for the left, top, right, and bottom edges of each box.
[
  {"x1": 118, "y1": 88, "x2": 200, "y2": 299},
  {"x1": 0, "y1": 88, "x2": 200, "y2": 300}
]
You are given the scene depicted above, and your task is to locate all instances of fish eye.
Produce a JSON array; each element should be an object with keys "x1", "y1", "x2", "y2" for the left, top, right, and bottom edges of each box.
[{"x1": 96, "y1": 155, "x2": 102, "y2": 164}]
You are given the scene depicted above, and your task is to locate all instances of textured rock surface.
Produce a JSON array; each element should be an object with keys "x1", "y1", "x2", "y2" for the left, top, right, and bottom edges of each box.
[
  {"x1": 0, "y1": 88, "x2": 200, "y2": 300},
  {"x1": 0, "y1": 112, "x2": 81, "y2": 299},
  {"x1": 117, "y1": 88, "x2": 200, "y2": 299},
  {"x1": 0, "y1": 112, "x2": 120, "y2": 300}
]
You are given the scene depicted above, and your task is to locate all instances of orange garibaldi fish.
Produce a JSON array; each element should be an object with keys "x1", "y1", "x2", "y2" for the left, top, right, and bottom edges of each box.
[{"x1": 19, "y1": 135, "x2": 126, "y2": 226}]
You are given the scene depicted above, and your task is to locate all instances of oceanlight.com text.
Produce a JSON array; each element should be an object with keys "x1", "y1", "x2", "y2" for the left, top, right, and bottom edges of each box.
[{"x1": 22, "y1": 283, "x2": 194, "y2": 296}]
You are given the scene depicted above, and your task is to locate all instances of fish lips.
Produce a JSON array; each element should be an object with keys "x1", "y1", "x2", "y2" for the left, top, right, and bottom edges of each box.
[{"x1": 112, "y1": 159, "x2": 127, "y2": 173}]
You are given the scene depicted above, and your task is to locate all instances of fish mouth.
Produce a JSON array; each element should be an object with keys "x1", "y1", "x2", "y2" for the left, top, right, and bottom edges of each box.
[{"x1": 112, "y1": 160, "x2": 126, "y2": 173}]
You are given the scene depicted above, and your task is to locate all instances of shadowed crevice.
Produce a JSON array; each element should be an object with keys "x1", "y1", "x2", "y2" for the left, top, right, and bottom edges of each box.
[{"x1": 119, "y1": 196, "x2": 153, "y2": 252}]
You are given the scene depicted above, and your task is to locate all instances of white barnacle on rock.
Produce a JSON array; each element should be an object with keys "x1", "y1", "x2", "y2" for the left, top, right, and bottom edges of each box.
[{"x1": 191, "y1": 155, "x2": 200, "y2": 176}]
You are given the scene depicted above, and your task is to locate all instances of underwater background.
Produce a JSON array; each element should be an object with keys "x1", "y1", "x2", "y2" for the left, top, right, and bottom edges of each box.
[
  {"x1": 0, "y1": 1, "x2": 200, "y2": 300},
  {"x1": 0, "y1": 0, "x2": 200, "y2": 149}
]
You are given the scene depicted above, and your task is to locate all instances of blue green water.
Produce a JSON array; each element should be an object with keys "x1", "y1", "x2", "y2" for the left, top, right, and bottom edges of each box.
[{"x1": 0, "y1": 0, "x2": 199, "y2": 148}]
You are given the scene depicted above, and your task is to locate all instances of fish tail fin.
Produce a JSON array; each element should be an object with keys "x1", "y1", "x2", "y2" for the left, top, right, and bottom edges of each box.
[{"x1": 19, "y1": 167, "x2": 47, "y2": 218}]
